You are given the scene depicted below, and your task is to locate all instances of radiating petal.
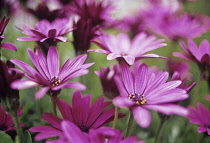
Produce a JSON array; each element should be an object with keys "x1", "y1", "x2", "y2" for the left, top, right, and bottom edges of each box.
[
  {"x1": 132, "y1": 106, "x2": 151, "y2": 128},
  {"x1": 47, "y1": 46, "x2": 59, "y2": 77},
  {"x1": 113, "y1": 96, "x2": 134, "y2": 108},
  {"x1": 35, "y1": 87, "x2": 50, "y2": 99},
  {"x1": 10, "y1": 80, "x2": 38, "y2": 89},
  {"x1": 0, "y1": 42, "x2": 17, "y2": 51}
]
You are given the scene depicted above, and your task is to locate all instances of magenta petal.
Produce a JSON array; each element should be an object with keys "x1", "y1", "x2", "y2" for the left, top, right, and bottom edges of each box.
[
  {"x1": 198, "y1": 126, "x2": 207, "y2": 133},
  {"x1": 61, "y1": 120, "x2": 88, "y2": 143},
  {"x1": 144, "y1": 104, "x2": 189, "y2": 116},
  {"x1": 54, "y1": 97, "x2": 73, "y2": 121},
  {"x1": 35, "y1": 129, "x2": 63, "y2": 141},
  {"x1": 17, "y1": 37, "x2": 41, "y2": 41},
  {"x1": 42, "y1": 112, "x2": 62, "y2": 129},
  {"x1": 107, "y1": 53, "x2": 121, "y2": 60},
  {"x1": 113, "y1": 96, "x2": 134, "y2": 108},
  {"x1": 52, "y1": 82, "x2": 86, "y2": 91},
  {"x1": 132, "y1": 106, "x2": 151, "y2": 128},
  {"x1": 11, "y1": 80, "x2": 38, "y2": 89},
  {"x1": 35, "y1": 87, "x2": 50, "y2": 99},
  {"x1": 0, "y1": 42, "x2": 17, "y2": 51},
  {"x1": 48, "y1": 29, "x2": 57, "y2": 38},
  {"x1": 55, "y1": 36, "x2": 67, "y2": 42},
  {"x1": 121, "y1": 62, "x2": 134, "y2": 93},
  {"x1": 123, "y1": 55, "x2": 135, "y2": 65},
  {"x1": 47, "y1": 46, "x2": 59, "y2": 77}
]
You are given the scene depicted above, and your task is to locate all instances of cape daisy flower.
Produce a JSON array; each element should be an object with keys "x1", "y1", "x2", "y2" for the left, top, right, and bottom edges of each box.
[
  {"x1": 173, "y1": 39, "x2": 210, "y2": 73},
  {"x1": 188, "y1": 103, "x2": 210, "y2": 135},
  {"x1": 10, "y1": 46, "x2": 94, "y2": 99},
  {"x1": 89, "y1": 32, "x2": 167, "y2": 65},
  {"x1": 29, "y1": 91, "x2": 124, "y2": 141},
  {"x1": 113, "y1": 63, "x2": 189, "y2": 128}
]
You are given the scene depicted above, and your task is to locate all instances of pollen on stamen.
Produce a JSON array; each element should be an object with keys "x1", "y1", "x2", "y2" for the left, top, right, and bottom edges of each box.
[
  {"x1": 50, "y1": 76, "x2": 62, "y2": 87},
  {"x1": 128, "y1": 93, "x2": 147, "y2": 105}
]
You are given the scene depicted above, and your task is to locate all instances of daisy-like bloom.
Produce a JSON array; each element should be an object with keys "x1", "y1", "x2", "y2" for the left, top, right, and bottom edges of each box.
[
  {"x1": 0, "y1": 17, "x2": 16, "y2": 51},
  {"x1": 113, "y1": 63, "x2": 189, "y2": 128},
  {"x1": 17, "y1": 18, "x2": 74, "y2": 54},
  {"x1": 29, "y1": 91, "x2": 124, "y2": 141},
  {"x1": 0, "y1": 105, "x2": 24, "y2": 132},
  {"x1": 60, "y1": 120, "x2": 144, "y2": 143},
  {"x1": 173, "y1": 39, "x2": 210, "y2": 76},
  {"x1": 188, "y1": 103, "x2": 210, "y2": 135},
  {"x1": 89, "y1": 32, "x2": 167, "y2": 65},
  {"x1": 10, "y1": 46, "x2": 94, "y2": 99}
]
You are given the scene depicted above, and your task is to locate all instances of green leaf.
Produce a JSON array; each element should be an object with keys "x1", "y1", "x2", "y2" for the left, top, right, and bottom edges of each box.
[
  {"x1": 23, "y1": 130, "x2": 32, "y2": 143},
  {"x1": 0, "y1": 131, "x2": 13, "y2": 143}
]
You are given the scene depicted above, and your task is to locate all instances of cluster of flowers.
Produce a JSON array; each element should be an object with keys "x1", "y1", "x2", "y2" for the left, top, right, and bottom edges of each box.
[{"x1": 1, "y1": 0, "x2": 210, "y2": 142}]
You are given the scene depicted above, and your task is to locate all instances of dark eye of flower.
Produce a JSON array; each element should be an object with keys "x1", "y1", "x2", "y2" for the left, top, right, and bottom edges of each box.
[
  {"x1": 79, "y1": 125, "x2": 89, "y2": 133},
  {"x1": 0, "y1": 126, "x2": 7, "y2": 131},
  {"x1": 128, "y1": 93, "x2": 147, "y2": 105},
  {"x1": 50, "y1": 76, "x2": 62, "y2": 87},
  {"x1": 204, "y1": 125, "x2": 210, "y2": 129}
]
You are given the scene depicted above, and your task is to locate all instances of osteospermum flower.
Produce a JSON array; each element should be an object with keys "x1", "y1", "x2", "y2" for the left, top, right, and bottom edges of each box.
[
  {"x1": 89, "y1": 32, "x2": 167, "y2": 65},
  {"x1": 0, "y1": 17, "x2": 16, "y2": 51},
  {"x1": 10, "y1": 46, "x2": 94, "y2": 99},
  {"x1": 173, "y1": 39, "x2": 210, "y2": 73},
  {"x1": 188, "y1": 103, "x2": 210, "y2": 135},
  {"x1": 17, "y1": 18, "x2": 74, "y2": 43},
  {"x1": 0, "y1": 105, "x2": 24, "y2": 132},
  {"x1": 29, "y1": 91, "x2": 124, "y2": 141},
  {"x1": 113, "y1": 63, "x2": 189, "y2": 128}
]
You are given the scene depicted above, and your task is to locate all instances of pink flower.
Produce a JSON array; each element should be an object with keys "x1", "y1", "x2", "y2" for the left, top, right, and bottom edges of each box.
[
  {"x1": 89, "y1": 32, "x2": 167, "y2": 65},
  {"x1": 29, "y1": 91, "x2": 124, "y2": 141},
  {"x1": 10, "y1": 46, "x2": 94, "y2": 99},
  {"x1": 188, "y1": 103, "x2": 210, "y2": 135},
  {"x1": 113, "y1": 63, "x2": 189, "y2": 128}
]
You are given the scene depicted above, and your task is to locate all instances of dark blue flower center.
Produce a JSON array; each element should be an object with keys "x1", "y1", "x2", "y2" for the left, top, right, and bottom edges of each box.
[
  {"x1": 0, "y1": 126, "x2": 7, "y2": 131},
  {"x1": 204, "y1": 125, "x2": 210, "y2": 129},
  {"x1": 79, "y1": 125, "x2": 89, "y2": 133},
  {"x1": 128, "y1": 93, "x2": 147, "y2": 105},
  {"x1": 50, "y1": 76, "x2": 62, "y2": 87}
]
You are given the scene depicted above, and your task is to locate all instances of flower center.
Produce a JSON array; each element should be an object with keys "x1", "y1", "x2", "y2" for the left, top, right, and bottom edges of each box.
[
  {"x1": 50, "y1": 76, "x2": 62, "y2": 87},
  {"x1": 204, "y1": 125, "x2": 210, "y2": 129},
  {"x1": 79, "y1": 125, "x2": 89, "y2": 133},
  {"x1": 128, "y1": 93, "x2": 147, "y2": 105}
]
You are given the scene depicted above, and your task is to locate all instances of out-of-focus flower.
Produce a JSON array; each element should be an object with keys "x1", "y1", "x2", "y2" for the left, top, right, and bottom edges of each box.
[
  {"x1": 113, "y1": 63, "x2": 189, "y2": 128},
  {"x1": 89, "y1": 32, "x2": 167, "y2": 65},
  {"x1": 188, "y1": 103, "x2": 210, "y2": 135},
  {"x1": 60, "y1": 120, "x2": 144, "y2": 143},
  {"x1": 29, "y1": 91, "x2": 124, "y2": 141},
  {"x1": 0, "y1": 105, "x2": 24, "y2": 132},
  {"x1": 95, "y1": 64, "x2": 122, "y2": 99},
  {"x1": 71, "y1": 0, "x2": 114, "y2": 54},
  {"x1": 17, "y1": 18, "x2": 74, "y2": 54},
  {"x1": 10, "y1": 46, "x2": 94, "y2": 99},
  {"x1": 0, "y1": 60, "x2": 23, "y2": 113},
  {"x1": 173, "y1": 39, "x2": 210, "y2": 76},
  {"x1": 27, "y1": 2, "x2": 67, "y2": 22},
  {"x1": 0, "y1": 17, "x2": 16, "y2": 51}
]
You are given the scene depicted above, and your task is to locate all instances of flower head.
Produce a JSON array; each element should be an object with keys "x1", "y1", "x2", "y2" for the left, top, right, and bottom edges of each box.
[
  {"x1": 89, "y1": 32, "x2": 167, "y2": 65},
  {"x1": 113, "y1": 63, "x2": 189, "y2": 128},
  {"x1": 10, "y1": 46, "x2": 94, "y2": 99},
  {"x1": 0, "y1": 17, "x2": 16, "y2": 51},
  {"x1": 29, "y1": 91, "x2": 124, "y2": 141},
  {"x1": 17, "y1": 18, "x2": 74, "y2": 43},
  {"x1": 0, "y1": 105, "x2": 24, "y2": 132},
  {"x1": 173, "y1": 39, "x2": 210, "y2": 74},
  {"x1": 188, "y1": 103, "x2": 210, "y2": 135}
]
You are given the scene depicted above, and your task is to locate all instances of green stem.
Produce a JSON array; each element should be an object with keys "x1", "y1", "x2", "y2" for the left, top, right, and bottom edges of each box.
[
  {"x1": 191, "y1": 73, "x2": 203, "y2": 106},
  {"x1": 154, "y1": 119, "x2": 167, "y2": 143},
  {"x1": 12, "y1": 114, "x2": 23, "y2": 143},
  {"x1": 125, "y1": 111, "x2": 134, "y2": 137},
  {"x1": 112, "y1": 106, "x2": 119, "y2": 129},
  {"x1": 50, "y1": 96, "x2": 57, "y2": 116}
]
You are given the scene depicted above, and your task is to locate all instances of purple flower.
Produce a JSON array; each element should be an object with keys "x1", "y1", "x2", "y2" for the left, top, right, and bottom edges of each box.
[
  {"x1": 188, "y1": 103, "x2": 210, "y2": 135},
  {"x1": 17, "y1": 18, "x2": 74, "y2": 54},
  {"x1": 89, "y1": 32, "x2": 167, "y2": 65},
  {"x1": 113, "y1": 63, "x2": 189, "y2": 128},
  {"x1": 10, "y1": 46, "x2": 94, "y2": 99},
  {"x1": 29, "y1": 90, "x2": 124, "y2": 141},
  {"x1": 0, "y1": 105, "x2": 24, "y2": 132},
  {"x1": 95, "y1": 64, "x2": 122, "y2": 99},
  {"x1": 173, "y1": 39, "x2": 210, "y2": 73},
  {"x1": 0, "y1": 17, "x2": 16, "y2": 51},
  {"x1": 60, "y1": 120, "x2": 144, "y2": 143}
]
